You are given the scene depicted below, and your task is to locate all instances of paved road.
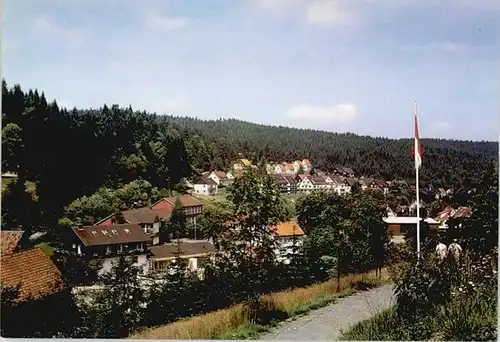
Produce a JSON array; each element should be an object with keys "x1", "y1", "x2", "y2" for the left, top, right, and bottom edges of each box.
[{"x1": 258, "y1": 285, "x2": 395, "y2": 340}]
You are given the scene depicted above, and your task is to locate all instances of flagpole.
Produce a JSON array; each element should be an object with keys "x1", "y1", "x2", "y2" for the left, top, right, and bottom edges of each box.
[{"x1": 415, "y1": 101, "x2": 421, "y2": 255}]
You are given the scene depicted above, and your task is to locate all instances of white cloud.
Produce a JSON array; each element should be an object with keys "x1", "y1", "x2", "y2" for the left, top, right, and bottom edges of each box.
[
  {"x1": 254, "y1": 0, "x2": 299, "y2": 11},
  {"x1": 33, "y1": 16, "x2": 84, "y2": 42},
  {"x1": 254, "y1": 0, "x2": 357, "y2": 27},
  {"x1": 144, "y1": 13, "x2": 189, "y2": 31},
  {"x1": 287, "y1": 103, "x2": 357, "y2": 123},
  {"x1": 306, "y1": 0, "x2": 356, "y2": 27}
]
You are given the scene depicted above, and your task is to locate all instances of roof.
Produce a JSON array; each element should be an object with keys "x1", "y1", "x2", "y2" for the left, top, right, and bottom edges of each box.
[
  {"x1": 149, "y1": 240, "x2": 216, "y2": 260},
  {"x1": 1, "y1": 231, "x2": 24, "y2": 256},
  {"x1": 240, "y1": 159, "x2": 252, "y2": 167},
  {"x1": 344, "y1": 177, "x2": 359, "y2": 186},
  {"x1": 152, "y1": 195, "x2": 203, "y2": 208},
  {"x1": 195, "y1": 176, "x2": 218, "y2": 186},
  {"x1": 212, "y1": 171, "x2": 228, "y2": 179},
  {"x1": 94, "y1": 207, "x2": 160, "y2": 226},
  {"x1": 435, "y1": 206, "x2": 471, "y2": 221},
  {"x1": 372, "y1": 179, "x2": 389, "y2": 187},
  {"x1": 1, "y1": 248, "x2": 64, "y2": 301},
  {"x1": 71, "y1": 224, "x2": 151, "y2": 247},
  {"x1": 274, "y1": 174, "x2": 289, "y2": 185},
  {"x1": 360, "y1": 177, "x2": 374, "y2": 186},
  {"x1": 302, "y1": 159, "x2": 312, "y2": 167},
  {"x1": 310, "y1": 175, "x2": 327, "y2": 185},
  {"x1": 271, "y1": 221, "x2": 305, "y2": 237},
  {"x1": 122, "y1": 207, "x2": 159, "y2": 224},
  {"x1": 297, "y1": 174, "x2": 310, "y2": 181},
  {"x1": 282, "y1": 175, "x2": 298, "y2": 184},
  {"x1": 383, "y1": 217, "x2": 438, "y2": 224},
  {"x1": 342, "y1": 167, "x2": 354, "y2": 174}
]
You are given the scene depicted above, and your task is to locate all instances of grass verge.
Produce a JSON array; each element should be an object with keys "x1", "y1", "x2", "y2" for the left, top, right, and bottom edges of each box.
[
  {"x1": 129, "y1": 268, "x2": 390, "y2": 339},
  {"x1": 340, "y1": 287, "x2": 497, "y2": 341}
]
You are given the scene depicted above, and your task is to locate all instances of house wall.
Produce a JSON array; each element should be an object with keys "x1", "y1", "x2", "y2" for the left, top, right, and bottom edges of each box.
[
  {"x1": 98, "y1": 254, "x2": 149, "y2": 275},
  {"x1": 96, "y1": 217, "x2": 114, "y2": 226}
]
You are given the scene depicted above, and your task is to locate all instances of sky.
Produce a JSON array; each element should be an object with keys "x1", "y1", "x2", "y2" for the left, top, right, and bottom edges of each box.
[{"x1": 3, "y1": 0, "x2": 499, "y2": 141}]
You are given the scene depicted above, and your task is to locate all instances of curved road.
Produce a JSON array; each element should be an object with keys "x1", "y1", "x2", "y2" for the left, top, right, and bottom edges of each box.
[{"x1": 258, "y1": 284, "x2": 395, "y2": 340}]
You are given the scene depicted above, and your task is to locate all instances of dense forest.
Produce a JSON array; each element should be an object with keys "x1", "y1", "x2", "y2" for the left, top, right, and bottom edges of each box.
[{"x1": 1, "y1": 81, "x2": 497, "y2": 233}]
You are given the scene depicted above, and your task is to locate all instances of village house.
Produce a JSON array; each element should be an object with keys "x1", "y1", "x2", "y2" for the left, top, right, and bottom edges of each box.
[
  {"x1": 292, "y1": 160, "x2": 302, "y2": 173},
  {"x1": 332, "y1": 165, "x2": 355, "y2": 177},
  {"x1": 94, "y1": 207, "x2": 162, "y2": 234},
  {"x1": 344, "y1": 177, "x2": 360, "y2": 193},
  {"x1": 359, "y1": 177, "x2": 373, "y2": 190},
  {"x1": 302, "y1": 159, "x2": 312, "y2": 172},
  {"x1": 148, "y1": 240, "x2": 216, "y2": 275},
  {"x1": 150, "y1": 195, "x2": 204, "y2": 228},
  {"x1": 383, "y1": 216, "x2": 440, "y2": 244},
  {"x1": 274, "y1": 174, "x2": 298, "y2": 195},
  {"x1": 309, "y1": 175, "x2": 330, "y2": 190},
  {"x1": 208, "y1": 170, "x2": 231, "y2": 187},
  {"x1": 296, "y1": 174, "x2": 314, "y2": 193},
  {"x1": 272, "y1": 221, "x2": 306, "y2": 264},
  {"x1": 1, "y1": 231, "x2": 65, "y2": 302},
  {"x1": 329, "y1": 175, "x2": 350, "y2": 196},
  {"x1": 193, "y1": 176, "x2": 218, "y2": 196},
  {"x1": 71, "y1": 224, "x2": 152, "y2": 275},
  {"x1": 434, "y1": 205, "x2": 471, "y2": 231},
  {"x1": 369, "y1": 179, "x2": 390, "y2": 195}
]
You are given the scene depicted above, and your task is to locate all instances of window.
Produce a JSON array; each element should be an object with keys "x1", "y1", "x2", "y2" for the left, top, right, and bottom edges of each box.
[
  {"x1": 91, "y1": 231, "x2": 98, "y2": 236},
  {"x1": 111, "y1": 229, "x2": 118, "y2": 235},
  {"x1": 124, "y1": 229, "x2": 131, "y2": 234},
  {"x1": 106, "y1": 246, "x2": 111, "y2": 254},
  {"x1": 102, "y1": 230, "x2": 108, "y2": 235}
]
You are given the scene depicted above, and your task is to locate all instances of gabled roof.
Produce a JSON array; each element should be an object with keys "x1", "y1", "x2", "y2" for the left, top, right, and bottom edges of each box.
[
  {"x1": 1, "y1": 231, "x2": 25, "y2": 256},
  {"x1": 310, "y1": 175, "x2": 327, "y2": 185},
  {"x1": 240, "y1": 159, "x2": 252, "y2": 167},
  {"x1": 282, "y1": 175, "x2": 298, "y2": 184},
  {"x1": 344, "y1": 177, "x2": 359, "y2": 186},
  {"x1": 122, "y1": 207, "x2": 160, "y2": 224},
  {"x1": 272, "y1": 221, "x2": 305, "y2": 237},
  {"x1": 297, "y1": 174, "x2": 310, "y2": 181},
  {"x1": 342, "y1": 167, "x2": 354, "y2": 175},
  {"x1": 151, "y1": 195, "x2": 203, "y2": 208},
  {"x1": 302, "y1": 159, "x2": 312, "y2": 167},
  {"x1": 195, "y1": 176, "x2": 218, "y2": 186},
  {"x1": 71, "y1": 224, "x2": 151, "y2": 247},
  {"x1": 149, "y1": 240, "x2": 216, "y2": 260},
  {"x1": 212, "y1": 171, "x2": 228, "y2": 179},
  {"x1": 1, "y1": 248, "x2": 64, "y2": 301},
  {"x1": 94, "y1": 207, "x2": 160, "y2": 226},
  {"x1": 360, "y1": 177, "x2": 374, "y2": 186},
  {"x1": 274, "y1": 174, "x2": 289, "y2": 185}
]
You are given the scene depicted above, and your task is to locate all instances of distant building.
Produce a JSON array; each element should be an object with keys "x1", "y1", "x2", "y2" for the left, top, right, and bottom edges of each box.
[
  {"x1": 193, "y1": 176, "x2": 218, "y2": 196},
  {"x1": 151, "y1": 195, "x2": 204, "y2": 228},
  {"x1": 383, "y1": 216, "x2": 440, "y2": 244},
  {"x1": 148, "y1": 240, "x2": 216, "y2": 275},
  {"x1": 71, "y1": 223, "x2": 152, "y2": 275},
  {"x1": 208, "y1": 170, "x2": 231, "y2": 187},
  {"x1": 271, "y1": 221, "x2": 306, "y2": 264}
]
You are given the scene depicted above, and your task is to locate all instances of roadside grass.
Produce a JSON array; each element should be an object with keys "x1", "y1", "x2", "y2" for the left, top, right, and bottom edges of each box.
[
  {"x1": 340, "y1": 283, "x2": 497, "y2": 341},
  {"x1": 129, "y1": 268, "x2": 390, "y2": 340}
]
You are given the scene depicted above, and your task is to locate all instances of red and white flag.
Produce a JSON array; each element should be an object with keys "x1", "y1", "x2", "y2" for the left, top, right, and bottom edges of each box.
[{"x1": 414, "y1": 102, "x2": 422, "y2": 169}]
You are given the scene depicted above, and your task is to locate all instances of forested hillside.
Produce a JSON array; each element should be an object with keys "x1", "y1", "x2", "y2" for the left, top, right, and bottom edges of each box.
[{"x1": 1, "y1": 81, "x2": 497, "y2": 232}]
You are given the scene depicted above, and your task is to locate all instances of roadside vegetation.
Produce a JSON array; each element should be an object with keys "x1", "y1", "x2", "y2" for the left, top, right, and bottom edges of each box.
[
  {"x1": 341, "y1": 165, "x2": 498, "y2": 341},
  {"x1": 130, "y1": 268, "x2": 389, "y2": 339}
]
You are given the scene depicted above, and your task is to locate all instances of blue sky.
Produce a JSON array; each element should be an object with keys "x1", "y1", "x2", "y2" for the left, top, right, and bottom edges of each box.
[{"x1": 3, "y1": 0, "x2": 499, "y2": 140}]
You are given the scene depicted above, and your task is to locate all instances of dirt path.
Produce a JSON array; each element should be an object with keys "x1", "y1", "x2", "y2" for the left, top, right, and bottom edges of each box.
[{"x1": 258, "y1": 284, "x2": 395, "y2": 340}]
